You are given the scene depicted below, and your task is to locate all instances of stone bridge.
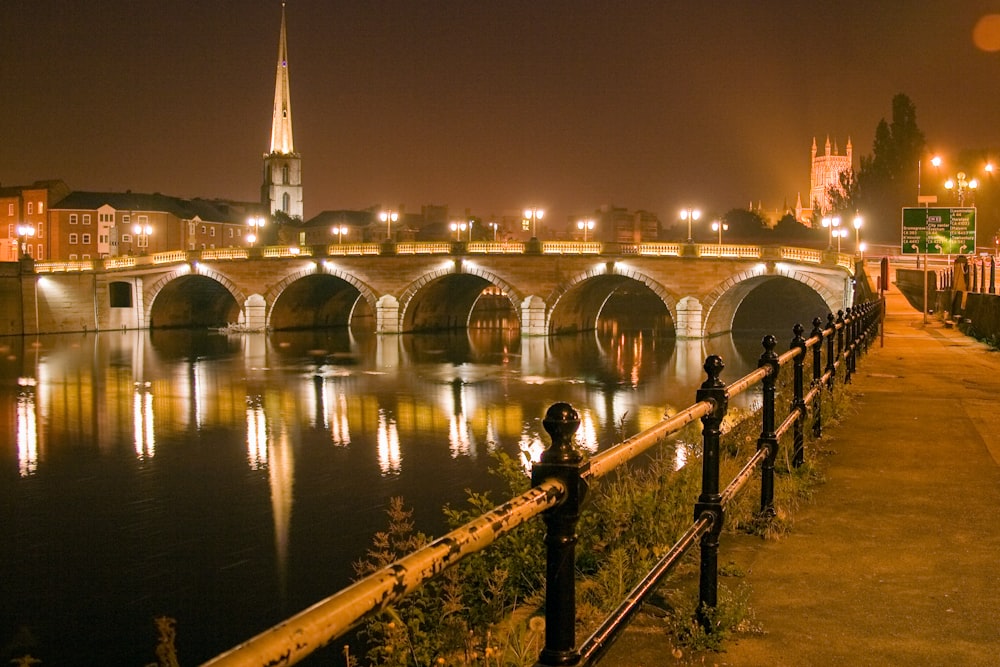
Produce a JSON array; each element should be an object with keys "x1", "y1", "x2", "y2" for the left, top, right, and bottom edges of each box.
[{"x1": 24, "y1": 240, "x2": 857, "y2": 339}]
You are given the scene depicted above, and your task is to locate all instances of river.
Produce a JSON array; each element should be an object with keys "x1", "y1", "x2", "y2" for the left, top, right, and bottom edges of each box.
[{"x1": 0, "y1": 323, "x2": 780, "y2": 665}]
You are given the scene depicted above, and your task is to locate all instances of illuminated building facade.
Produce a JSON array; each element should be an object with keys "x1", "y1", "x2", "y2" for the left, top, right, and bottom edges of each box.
[
  {"x1": 0, "y1": 180, "x2": 70, "y2": 260},
  {"x1": 799, "y1": 136, "x2": 853, "y2": 223}
]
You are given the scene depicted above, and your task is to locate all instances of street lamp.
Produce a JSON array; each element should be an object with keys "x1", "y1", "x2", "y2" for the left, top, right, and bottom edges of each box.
[
  {"x1": 16, "y1": 224, "x2": 35, "y2": 259},
  {"x1": 450, "y1": 220, "x2": 468, "y2": 241},
  {"x1": 332, "y1": 225, "x2": 348, "y2": 244},
  {"x1": 821, "y1": 215, "x2": 841, "y2": 250},
  {"x1": 133, "y1": 223, "x2": 153, "y2": 252},
  {"x1": 917, "y1": 155, "x2": 942, "y2": 201},
  {"x1": 944, "y1": 172, "x2": 978, "y2": 205},
  {"x1": 679, "y1": 207, "x2": 701, "y2": 243},
  {"x1": 577, "y1": 218, "x2": 595, "y2": 242},
  {"x1": 379, "y1": 210, "x2": 399, "y2": 240},
  {"x1": 247, "y1": 215, "x2": 266, "y2": 247},
  {"x1": 524, "y1": 207, "x2": 544, "y2": 239},
  {"x1": 488, "y1": 221, "x2": 499, "y2": 241},
  {"x1": 710, "y1": 220, "x2": 728, "y2": 245},
  {"x1": 852, "y1": 215, "x2": 863, "y2": 254},
  {"x1": 833, "y1": 227, "x2": 848, "y2": 253}
]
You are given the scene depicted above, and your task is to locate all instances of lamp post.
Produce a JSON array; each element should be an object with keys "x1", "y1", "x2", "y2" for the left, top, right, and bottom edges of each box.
[
  {"x1": 247, "y1": 215, "x2": 266, "y2": 247},
  {"x1": 488, "y1": 221, "x2": 499, "y2": 241},
  {"x1": 576, "y1": 218, "x2": 595, "y2": 242},
  {"x1": 450, "y1": 220, "x2": 468, "y2": 241},
  {"x1": 821, "y1": 215, "x2": 841, "y2": 250},
  {"x1": 379, "y1": 210, "x2": 399, "y2": 240},
  {"x1": 16, "y1": 224, "x2": 35, "y2": 259},
  {"x1": 680, "y1": 207, "x2": 701, "y2": 243},
  {"x1": 918, "y1": 155, "x2": 942, "y2": 202},
  {"x1": 944, "y1": 172, "x2": 978, "y2": 206},
  {"x1": 852, "y1": 214, "x2": 863, "y2": 254},
  {"x1": 332, "y1": 225, "x2": 348, "y2": 244},
  {"x1": 710, "y1": 220, "x2": 728, "y2": 245},
  {"x1": 833, "y1": 227, "x2": 848, "y2": 253},
  {"x1": 133, "y1": 223, "x2": 153, "y2": 253},
  {"x1": 524, "y1": 207, "x2": 544, "y2": 239}
]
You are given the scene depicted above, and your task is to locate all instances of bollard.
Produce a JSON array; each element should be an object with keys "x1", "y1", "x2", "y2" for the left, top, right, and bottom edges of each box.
[
  {"x1": 695, "y1": 355, "x2": 728, "y2": 629},
  {"x1": 810, "y1": 317, "x2": 825, "y2": 438},
  {"x1": 757, "y1": 336, "x2": 779, "y2": 518},
  {"x1": 532, "y1": 403, "x2": 589, "y2": 667},
  {"x1": 790, "y1": 323, "x2": 807, "y2": 467}
]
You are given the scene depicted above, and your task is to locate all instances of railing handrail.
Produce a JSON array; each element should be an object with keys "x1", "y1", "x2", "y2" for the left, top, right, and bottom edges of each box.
[{"x1": 199, "y1": 298, "x2": 885, "y2": 666}]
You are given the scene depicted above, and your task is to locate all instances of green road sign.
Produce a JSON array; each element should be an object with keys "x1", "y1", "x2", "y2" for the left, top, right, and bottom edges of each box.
[{"x1": 901, "y1": 207, "x2": 976, "y2": 254}]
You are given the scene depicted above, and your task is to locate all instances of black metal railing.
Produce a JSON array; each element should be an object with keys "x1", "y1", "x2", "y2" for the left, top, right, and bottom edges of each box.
[{"x1": 201, "y1": 300, "x2": 883, "y2": 667}]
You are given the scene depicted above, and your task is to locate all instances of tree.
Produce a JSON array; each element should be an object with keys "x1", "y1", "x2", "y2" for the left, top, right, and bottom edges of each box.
[
  {"x1": 720, "y1": 207, "x2": 768, "y2": 241},
  {"x1": 847, "y1": 94, "x2": 926, "y2": 243}
]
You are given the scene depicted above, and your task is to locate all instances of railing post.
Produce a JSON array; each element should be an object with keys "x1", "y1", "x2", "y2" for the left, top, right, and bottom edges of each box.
[
  {"x1": 835, "y1": 309, "x2": 846, "y2": 375},
  {"x1": 757, "y1": 336, "x2": 779, "y2": 518},
  {"x1": 810, "y1": 317, "x2": 824, "y2": 438},
  {"x1": 845, "y1": 307, "x2": 856, "y2": 383},
  {"x1": 695, "y1": 355, "x2": 728, "y2": 629},
  {"x1": 532, "y1": 403, "x2": 588, "y2": 667},
  {"x1": 990, "y1": 256, "x2": 996, "y2": 295},
  {"x1": 825, "y1": 312, "x2": 836, "y2": 389},
  {"x1": 790, "y1": 323, "x2": 807, "y2": 468}
]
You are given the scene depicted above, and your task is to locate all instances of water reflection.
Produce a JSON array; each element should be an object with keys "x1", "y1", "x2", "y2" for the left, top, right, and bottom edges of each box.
[{"x1": 1, "y1": 325, "x2": 769, "y2": 665}]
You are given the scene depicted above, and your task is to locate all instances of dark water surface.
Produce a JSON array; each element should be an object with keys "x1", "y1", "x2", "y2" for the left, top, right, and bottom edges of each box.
[{"x1": 0, "y1": 327, "x2": 769, "y2": 665}]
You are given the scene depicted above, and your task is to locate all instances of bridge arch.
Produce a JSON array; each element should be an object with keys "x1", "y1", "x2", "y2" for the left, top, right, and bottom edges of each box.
[
  {"x1": 266, "y1": 265, "x2": 379, "y2": 331},
  {"x1": 145, "y1": 265, "x2": 245, "y2": 329},
  {"x1": 546, "y1": 264, "x2": 677, "y2": 335},
  {"x1": 398, "y1": 263, "x2": 524, "y2": 332},
  {"x1": 702, "y1": 263, "x2": 846, "y2": 337}
]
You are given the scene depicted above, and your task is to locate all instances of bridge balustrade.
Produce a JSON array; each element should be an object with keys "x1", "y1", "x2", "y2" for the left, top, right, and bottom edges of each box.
[{"x1": 201, "y1": 300, "x2": 883, "y2": 667}]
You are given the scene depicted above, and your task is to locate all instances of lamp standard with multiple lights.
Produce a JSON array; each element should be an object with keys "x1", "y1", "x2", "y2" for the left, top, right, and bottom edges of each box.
[
  {"x1": 944, "y1": 172, "x2": 978, "y2": 206},
  {"x1": 488, "y1": 221, "x2": 499, "y2": 241},
  {"x1": 379, "y1": 210, "x2": 399, "y2": 240},
  {"x1": 16, "y1": 224, "x2": 35, "y2": 259},
  {"x1": 524, "y1": 207, "x2": 544, "y2": 239},
  {"x1": 680, "y1": 208, "x2": 701, "y2": 243},
  {"x1": 577, "y1": 218, "x2": 595, "y2": 242},
  {"x1": 247, "y1": 215, "x2": 266, "y2": 247},
  {"x1": 852, "y1": 215, "x2": 863, "y2": 254},
  {"x1": 332, "y1": 225, "x2": 348, "y2": 244},
  {"x1": 821, "y1": 215, "x2": 841, "y2": 250},
  {"x1": 133, "y1": 223, "x2": 154, "y2": 253},
  {"x1": 710, "y1": 220, "x2": 728, "y2": 245},
  {"x1": 450, "y1": 220, "x2": 468, "y2": 241}
]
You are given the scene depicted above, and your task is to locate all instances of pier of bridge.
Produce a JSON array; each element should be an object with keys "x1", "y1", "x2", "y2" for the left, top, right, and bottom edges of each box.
[{"x1": 8, "y1": 241, "x2": 856, "y2": 338}]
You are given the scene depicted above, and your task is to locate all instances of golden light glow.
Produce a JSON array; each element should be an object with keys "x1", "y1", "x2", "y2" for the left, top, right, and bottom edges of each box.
[{"x1": 377, "y1": 409, "x2": 401, "y2": 475}]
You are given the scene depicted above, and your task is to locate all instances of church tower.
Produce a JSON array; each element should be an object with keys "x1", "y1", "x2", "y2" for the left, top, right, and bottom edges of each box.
[{"x1": 262, "y1": 2, "x2": 303, "y2": 220}]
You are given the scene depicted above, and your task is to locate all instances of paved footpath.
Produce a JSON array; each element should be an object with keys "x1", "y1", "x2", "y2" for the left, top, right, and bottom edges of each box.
[{"x1": 601, "y1": 286, "x2": 1000, "y2": 666}]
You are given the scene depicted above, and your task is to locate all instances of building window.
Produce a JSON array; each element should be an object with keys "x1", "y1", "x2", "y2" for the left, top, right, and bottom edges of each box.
[
  {"x1": 282, "y1": 192, "x2": 290, "y2": 212},
  {"x1": 99, "y1": 213, "x2": 113, "y2": 223},
  {"x1": 70, "y1": 214, "x2": 78, "y2": 224},
  {"x1": 189, "y1": 222, "x2": 196, "y2": 235},
  {"x1": 82, "y1": 233, "x2": 91, "y2": 244},
  {"x1": 36, "y1": 222, "x2": 42, "y2": 238},
  {"x1": 38, "y1": 202, "x2": 43, "y2": 214},
  {"x1": 282, "y1": 164, "x2": 289, "y2": 184},
  {"x1": 7, "y1": 204, "x2": 12, "y2": 216},
  {"x1": 36, "y1": 244, "x2": 43, "y2": 259},
  {"x1": 201, "y1": 225, "x2": 206, "y2": 234},
  {"x1": 123, "y1": 215, "x2": 131, "y2": 224},
  {"x1": 210, "y1": 226, "x2": 216, "y2": 237},
  {"x1": 69, "y1": 233, "x2": 78, "y2": 244},
  {"x1": 27, "y1": 202, "x2": 33, "y2": 215},
  {"x1": 121, "y1": 234, "x2": 132, "y2": 243},
  {"x1": 83, "y1": 214, "x2": 91, "y2": 225},
  {"x1": 69, "y1": 253, "x2": 78, "y2": 260},
  {"x1": 228, "y1": 228, "x2": 234, "y2": 238}
]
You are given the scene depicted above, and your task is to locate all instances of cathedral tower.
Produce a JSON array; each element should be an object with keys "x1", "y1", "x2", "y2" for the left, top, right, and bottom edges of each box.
[{"x1": 262, "y1": 2, "x2": 303, "y2": 220}]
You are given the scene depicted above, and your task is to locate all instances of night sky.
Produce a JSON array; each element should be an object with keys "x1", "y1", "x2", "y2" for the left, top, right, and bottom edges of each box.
[{"x1": 4, "y1": 1, "x2": 1000, "y2": 225}]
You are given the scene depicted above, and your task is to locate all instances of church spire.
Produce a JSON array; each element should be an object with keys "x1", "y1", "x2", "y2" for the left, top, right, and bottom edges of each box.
[{"x1": 269, "y1": 2, "x2": 294, "y2": 155}]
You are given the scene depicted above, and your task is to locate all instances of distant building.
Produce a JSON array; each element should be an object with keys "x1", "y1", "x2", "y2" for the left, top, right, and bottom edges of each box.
[
  {"x1": 48, "y1": 191, "x2": 247, "y2": 259},
  {"x1": 797, "y1": 136, "x2": 853, "y2": 224},
  {"x1": 0, "y1": 180, "x2": 70, "y2": 260},
  {"x1": 593, "y1": 205, "x2": 661, "y2": 243},
  {"x1": 261, "y1": 3, "x2": 303, "y2": 221}
]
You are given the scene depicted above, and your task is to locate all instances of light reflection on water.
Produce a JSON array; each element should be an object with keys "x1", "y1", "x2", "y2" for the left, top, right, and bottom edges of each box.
[{"x1": 0, "y1": 326, "x2": 769, "y2": 665}]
